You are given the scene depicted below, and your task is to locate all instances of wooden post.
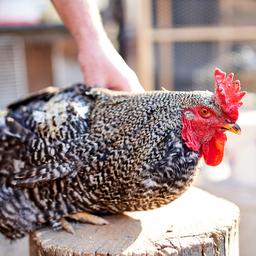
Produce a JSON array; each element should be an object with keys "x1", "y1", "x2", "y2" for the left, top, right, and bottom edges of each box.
[
  {"x1": 29, "y1": 187, "x2": 239, "y2": 256},
  {"x1": 155, "y1": 0, "x2": 174, "y2": 90},
  {"x1": 135, "y1": 0, "x2": 154, "y2": 91}
]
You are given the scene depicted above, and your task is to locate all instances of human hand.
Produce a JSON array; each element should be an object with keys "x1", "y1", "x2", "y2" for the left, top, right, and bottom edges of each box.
[
  {"x1": 78, "y1": 38, "x2": 145, "y2": 93},
  {"x1": 52, "y1": 0, "x2": 143, "y2": 92}
]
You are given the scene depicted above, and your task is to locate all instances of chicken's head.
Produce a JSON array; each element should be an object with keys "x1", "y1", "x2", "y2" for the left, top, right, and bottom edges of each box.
[{"x1": 181, "y1": 68, "x2": 246, "y2": 166}]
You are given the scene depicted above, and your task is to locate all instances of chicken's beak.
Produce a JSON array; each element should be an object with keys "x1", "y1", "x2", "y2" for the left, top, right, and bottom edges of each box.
[{"x1": 222, "y1": 123, "x2": 241, "y2": 135}]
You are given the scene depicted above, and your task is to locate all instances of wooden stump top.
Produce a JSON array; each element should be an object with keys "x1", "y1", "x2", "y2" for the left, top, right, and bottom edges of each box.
[{"x1": 30, "y1": 187, "x2": 239, "y2": 256}]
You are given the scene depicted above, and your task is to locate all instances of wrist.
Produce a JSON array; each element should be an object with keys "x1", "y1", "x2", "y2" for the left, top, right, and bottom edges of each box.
[{"x1": 77, "y1": 29, "x2": 113, "y2": 56}]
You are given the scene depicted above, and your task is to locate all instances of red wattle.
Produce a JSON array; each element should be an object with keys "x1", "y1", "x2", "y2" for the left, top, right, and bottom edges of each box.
[{"x1": 201, "y1": 132, "x2": 227, "y2": 166}]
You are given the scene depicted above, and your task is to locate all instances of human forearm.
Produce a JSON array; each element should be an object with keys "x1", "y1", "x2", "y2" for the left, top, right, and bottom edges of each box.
[{"x1": 52, "y1": 0, "x2": 106, "y2": 47}]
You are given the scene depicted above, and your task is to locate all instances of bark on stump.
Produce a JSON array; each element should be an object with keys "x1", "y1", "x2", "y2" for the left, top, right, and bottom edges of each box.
[{"x1": 30, "y1": 187, "x2": 239, "y2": 256}]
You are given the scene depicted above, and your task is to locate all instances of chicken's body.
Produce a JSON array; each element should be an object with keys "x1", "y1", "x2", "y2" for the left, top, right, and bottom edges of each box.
[{"x1": 0, "y1": 69, "x2": 245, "y2": 239}]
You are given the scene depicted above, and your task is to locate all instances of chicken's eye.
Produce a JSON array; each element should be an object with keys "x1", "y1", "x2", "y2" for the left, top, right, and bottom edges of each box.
[{"x1": 199, "y1": 108, "x2": 211, "y2": 118}]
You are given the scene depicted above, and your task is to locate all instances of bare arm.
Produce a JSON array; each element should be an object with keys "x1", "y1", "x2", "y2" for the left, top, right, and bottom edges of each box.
[{"x1": 52, "y1": 0, "x2": 144, "y2": 92}]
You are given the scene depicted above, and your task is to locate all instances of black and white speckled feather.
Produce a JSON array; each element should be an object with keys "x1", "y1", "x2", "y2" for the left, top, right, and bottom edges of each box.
[{"x1": 0, "y1": 84, "x2": 218, "y2": 239}]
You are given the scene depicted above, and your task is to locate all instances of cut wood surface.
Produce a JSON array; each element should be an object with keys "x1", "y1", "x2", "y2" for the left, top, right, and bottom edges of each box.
[{"x1": 30, "y1": 187, "x2": 239, "y2": 256}]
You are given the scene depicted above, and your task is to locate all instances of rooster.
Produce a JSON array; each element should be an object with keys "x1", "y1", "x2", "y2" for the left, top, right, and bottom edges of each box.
[{"x1": 0, "y1": 68, "x2": 245, "y2": 239}]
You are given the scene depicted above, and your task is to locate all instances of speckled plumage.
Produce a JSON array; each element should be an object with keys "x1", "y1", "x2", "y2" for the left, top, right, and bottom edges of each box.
[{"x1": 0, "y1": 84, "x2": 220, "y2": 239}]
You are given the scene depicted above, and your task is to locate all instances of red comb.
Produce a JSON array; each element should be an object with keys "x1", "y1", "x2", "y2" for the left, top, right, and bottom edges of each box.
[{"x1": 214, "y1": 68, "x2": 246, "y2": 122}]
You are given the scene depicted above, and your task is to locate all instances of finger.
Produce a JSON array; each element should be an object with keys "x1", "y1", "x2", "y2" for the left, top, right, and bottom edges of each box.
[
  {"x1": 81, "y1": 70, "x2": 106, "y2": 88},
  {"x1": 106, "y1": 72, "x2": 145, "y2": 93}
]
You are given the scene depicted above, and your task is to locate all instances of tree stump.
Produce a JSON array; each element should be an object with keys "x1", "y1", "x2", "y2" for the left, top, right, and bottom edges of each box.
[{"x1": 29, "y1": 187, "x2": 239, "y2": 256}]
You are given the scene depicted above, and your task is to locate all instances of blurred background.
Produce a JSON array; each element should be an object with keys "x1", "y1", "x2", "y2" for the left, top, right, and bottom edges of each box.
[{"x1": 0, "y1": 0, "x2": 255, "y2": 255}]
